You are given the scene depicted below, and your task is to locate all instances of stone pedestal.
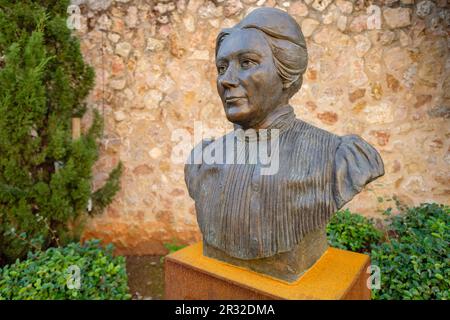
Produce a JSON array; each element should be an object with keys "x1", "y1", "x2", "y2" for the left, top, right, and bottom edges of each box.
[
  {"x1": 203, "y1": 226, "x2": 329, "y2": 282},
  {"x1": 165, "y1": 242, "x2": 371, "y2": 300}
]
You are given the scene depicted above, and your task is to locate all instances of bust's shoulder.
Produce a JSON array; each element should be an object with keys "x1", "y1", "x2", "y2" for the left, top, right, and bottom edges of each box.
[
  {"x1": 186, "y1": 138, "x2": 214, "y2": 164},
  {"x1": 332, "y1": 134, "x2": 385, "y2": 209},
  {"x1": 191, "y1": 130, "x2": 234, "y2": 150},
  {"x1": 335, "y1": 134, "x2": 383, "y2": 158}
]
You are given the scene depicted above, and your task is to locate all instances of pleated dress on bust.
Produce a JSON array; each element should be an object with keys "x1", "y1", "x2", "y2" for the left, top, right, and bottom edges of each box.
[{"x1": 185, "y1": 105, "x2": 384, "y2": 281}]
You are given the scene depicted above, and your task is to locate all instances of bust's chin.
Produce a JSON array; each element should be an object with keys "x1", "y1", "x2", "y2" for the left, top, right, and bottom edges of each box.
[
  {"x1": 224, "y1": 104, "x2": 256, "y2": 128},
  {"x1": 226, "y1": 114, "x2": 253, "y2": 129}
]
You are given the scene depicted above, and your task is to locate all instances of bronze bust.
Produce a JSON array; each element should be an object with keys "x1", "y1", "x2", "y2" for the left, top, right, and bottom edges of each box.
[{"x1": 185, "y1": 8, "x2": 384, "y2": 282}]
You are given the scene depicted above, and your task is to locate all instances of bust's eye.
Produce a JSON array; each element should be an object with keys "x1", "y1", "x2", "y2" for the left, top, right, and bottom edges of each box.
[
  {"x1": 240, "y1": 59, "x2": 253, "y2": 69},
  {"x1": 217, "y1": 65, "x2": 227, "y2": 75}
]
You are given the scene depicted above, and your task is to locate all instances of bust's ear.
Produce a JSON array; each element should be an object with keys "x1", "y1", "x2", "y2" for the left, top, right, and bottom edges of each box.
[{"x1": 283, "y1": 76, "x2": 302, "y2": 98}]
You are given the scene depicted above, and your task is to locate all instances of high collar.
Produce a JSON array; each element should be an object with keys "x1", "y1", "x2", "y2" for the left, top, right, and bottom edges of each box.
[{"x1": 233, "y1": 105, "x2": 296, "y2": 142}]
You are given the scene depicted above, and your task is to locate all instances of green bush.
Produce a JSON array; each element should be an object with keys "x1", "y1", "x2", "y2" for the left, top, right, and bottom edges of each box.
[
  {"x1": 0, "y1": 0, "x2": 122, "y2": 265},
  {"x1": 0, "y1": 239, "x2": 131, "y2": 300},
  {"x1": 327, "y1": 209, "x2": 383, "y2": 253},
  {"x1": 371, "y1": 203, "x2": 449, "y2": 300}
]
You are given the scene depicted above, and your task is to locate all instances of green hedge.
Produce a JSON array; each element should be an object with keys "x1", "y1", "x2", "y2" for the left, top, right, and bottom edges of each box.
[
  {"x1": 0, "y1": 239, "x2": 131, "y2": 300},
  {"x1": 371, "y1": 203, "x2": 449, "y2": 300},
  {"x1": 327, "y1": 209, "x2": 383, "y2": 253},
  {"x1": 327, "y1": 203, "x2": 449, "y2": 300}
]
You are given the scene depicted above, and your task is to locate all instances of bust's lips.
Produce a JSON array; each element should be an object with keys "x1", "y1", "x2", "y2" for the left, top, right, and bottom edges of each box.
[{"x1": 225, "y1": 96, "x2": 246, "y2": 103}]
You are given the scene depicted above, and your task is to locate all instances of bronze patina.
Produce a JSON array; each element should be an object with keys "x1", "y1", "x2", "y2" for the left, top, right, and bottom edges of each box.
[{"x1": 184, "y1": 7, "x2": 384, "y2": 282}]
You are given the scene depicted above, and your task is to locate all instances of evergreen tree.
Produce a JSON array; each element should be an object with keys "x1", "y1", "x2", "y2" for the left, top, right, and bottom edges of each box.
[{"x1": 0, "y1": 0, "x2": 122, "y2": 265}]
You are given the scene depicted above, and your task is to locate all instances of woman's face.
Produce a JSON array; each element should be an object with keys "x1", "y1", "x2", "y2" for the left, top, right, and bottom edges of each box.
[{"x1": 216, "y1": 29, "x2": 285, "y2": 128}]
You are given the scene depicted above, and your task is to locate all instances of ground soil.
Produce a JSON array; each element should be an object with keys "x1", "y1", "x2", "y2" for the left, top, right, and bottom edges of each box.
[{"x1": 126, "y1": 255, "x2": 165, "y2": 300}]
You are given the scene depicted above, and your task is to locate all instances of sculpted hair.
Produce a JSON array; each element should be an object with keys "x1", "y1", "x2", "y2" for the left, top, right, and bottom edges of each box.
[{"x1": 215, "y1": 8, "x2": 308, "y2": 99}]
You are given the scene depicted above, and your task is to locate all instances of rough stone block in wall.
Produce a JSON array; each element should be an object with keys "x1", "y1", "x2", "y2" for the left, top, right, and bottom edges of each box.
[{"x1": 70, "y1": 0, "x2": 450, "y2": 255}]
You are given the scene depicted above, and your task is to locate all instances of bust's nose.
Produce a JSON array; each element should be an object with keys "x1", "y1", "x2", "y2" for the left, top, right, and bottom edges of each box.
[{"x1": 219, "y1": 65, "x2": 239, "y2": 89}]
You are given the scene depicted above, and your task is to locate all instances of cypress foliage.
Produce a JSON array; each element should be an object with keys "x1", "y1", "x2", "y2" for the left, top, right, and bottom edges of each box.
[{"x1": 0, "y1": 0, "x2": 122, "y2": 265}]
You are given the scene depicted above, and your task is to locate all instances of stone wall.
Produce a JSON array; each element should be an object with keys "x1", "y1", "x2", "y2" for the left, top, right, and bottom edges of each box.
[{"x1": 72, "y1": 0, "x2": 450, "y2": 255}]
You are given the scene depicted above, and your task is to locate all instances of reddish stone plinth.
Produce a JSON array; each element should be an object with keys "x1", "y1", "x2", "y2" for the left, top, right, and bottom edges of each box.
[{"x1": 165, "y1": 242, "x2": 371, "y2": 300}]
